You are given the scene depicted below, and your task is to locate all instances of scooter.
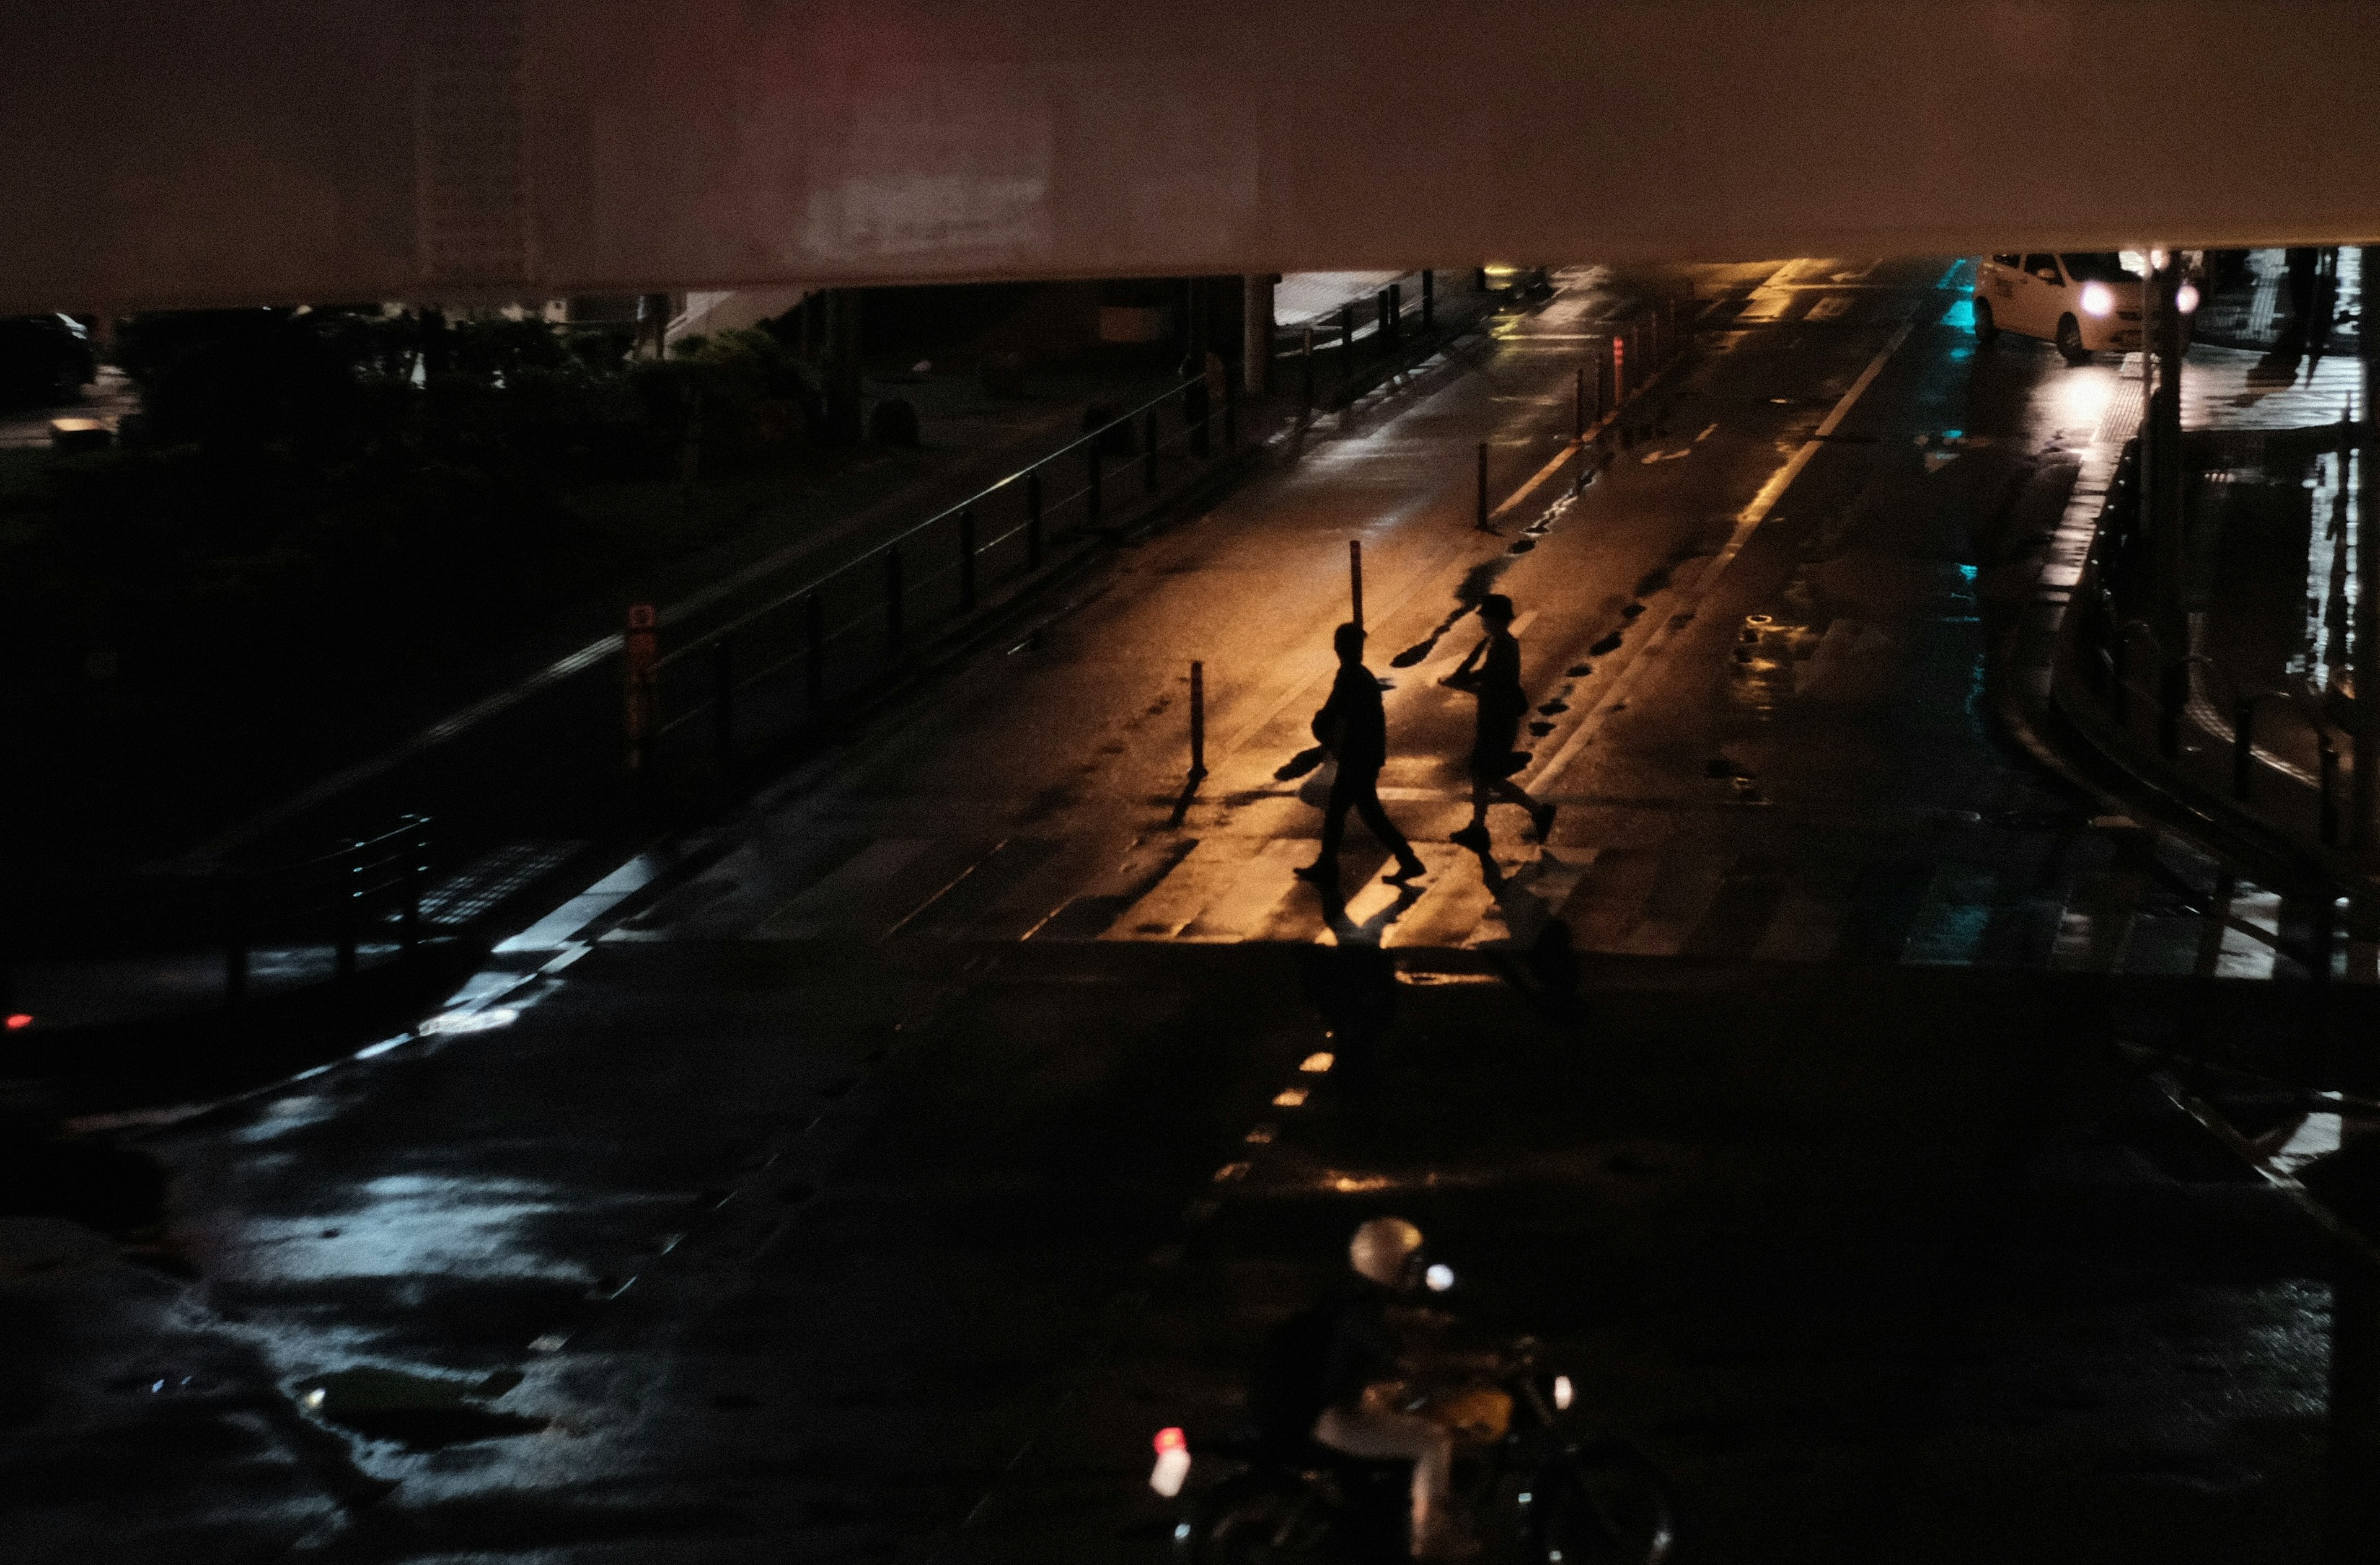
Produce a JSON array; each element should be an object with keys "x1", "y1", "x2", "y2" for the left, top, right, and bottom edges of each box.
[{"x1": 1153, "y1": 1335, "x2": 1677, "y2": 1564}]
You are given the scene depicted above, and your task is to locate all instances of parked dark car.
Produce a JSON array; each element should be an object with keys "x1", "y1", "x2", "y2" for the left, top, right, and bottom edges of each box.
[{"x1": 0, "y1": 314, "x2": 98, "y2": 406}]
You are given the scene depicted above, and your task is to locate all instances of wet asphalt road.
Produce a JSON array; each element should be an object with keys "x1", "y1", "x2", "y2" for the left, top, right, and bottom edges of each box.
[{"x1": 2, "y1": 260, "x2": 2353, "y2": 1561}]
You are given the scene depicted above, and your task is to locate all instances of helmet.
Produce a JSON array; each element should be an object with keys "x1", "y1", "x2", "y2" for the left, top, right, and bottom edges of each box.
[{"x1": 1349, "y1": 1217, "x2": 1424, "y2": 1287}]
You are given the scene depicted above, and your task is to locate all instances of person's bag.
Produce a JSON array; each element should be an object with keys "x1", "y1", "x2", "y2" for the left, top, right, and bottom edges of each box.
[{"x1": 1276, "y1": 745, "x2": 1328, "y2": 781}]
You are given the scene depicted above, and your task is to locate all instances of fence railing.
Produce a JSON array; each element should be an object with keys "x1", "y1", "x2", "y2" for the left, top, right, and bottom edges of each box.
[
  {"x1": 639, "y1": 371, "x2": 1246, "y2": 778},
  {"x1": 202, "y1": 814, "x2": 438, "y2": 1010},
  {"x1": 2069, "y1": 440, "x2": 2353, "y2": 846}
]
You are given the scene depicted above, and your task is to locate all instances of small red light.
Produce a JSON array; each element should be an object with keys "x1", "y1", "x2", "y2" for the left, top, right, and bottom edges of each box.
[
  {"x1": 4, "y1": 1013, "x2": 30, "y2": 1031},
  {"x1": 1153, "y1": 1426, "x2": 1187, "y2": 1453}
]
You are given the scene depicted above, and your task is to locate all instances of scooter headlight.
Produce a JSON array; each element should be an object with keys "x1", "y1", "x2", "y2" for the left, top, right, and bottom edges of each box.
[
  {"x1": 2176, "y1": 282, "x2": 2200, "y2": 314},
  {"x1": 2079, "y1": 282, "x2": 2115, "y2": 318},
  {"x1": 1551, "y1": 1374, "x2": 1575, "y2": 1410}
]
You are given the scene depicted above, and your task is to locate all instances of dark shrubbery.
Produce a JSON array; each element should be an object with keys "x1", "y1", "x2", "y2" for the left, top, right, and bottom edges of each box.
[{"x1": 0, "y1": 306, "x2": 847, "y2": 875}]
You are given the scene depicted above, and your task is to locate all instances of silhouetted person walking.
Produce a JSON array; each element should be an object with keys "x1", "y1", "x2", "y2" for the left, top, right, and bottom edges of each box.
[
  {"x1": 1297, "y1": 624, "x2": 1429, "y2": 887},
  {"x1": 1444, "y1": 595, "x2": 1554, "y2": 849}
]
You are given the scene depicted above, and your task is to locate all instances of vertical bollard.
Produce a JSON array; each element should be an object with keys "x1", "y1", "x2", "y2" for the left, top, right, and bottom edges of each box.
[
  {"x1": 623, "y1": 601, "x2": 658, "y2": 776},
  {"x1": 1475, "y1": 443, "x2": 1491, "y2": 531},
  {"x1": 804, "y1": 593, "x2": 826, "y2": 706},
  {"x1": 1350, "y1": 539, "x2": 1364, "y2": 630},
  {"x1": 1302, "y1": 327, "x2": 1316, "y2": 417},
  {"x1": 2234, "y1": 699, "x2": 2255, "y2": 800},
  {"x1": 1386, "y1": 283, "x2": 1402, "y2": 349},
  {"x1": 1223, "y1": 369, "x2": 1238, "y2": 449},
  {"x1": 1421, "y1": 270, "x2": 1435, "y2": 330},
  {"x1": 959, "y1": 508, "x2": 977, "y2": 611},
  {"x1": 1026, "y1": 469, "x2": 1044, "y2": 570},
  {"x1": 712, "y1": 635, "x2": 735, "y2": 759},
  {"x1": 1611, "y1": 336, "x2": 1627, "y2": 407},
  {"x1": 885, "y1": 545, "x2": 904, "y2": 659},
  {"x1": 1189, "y1": 660, "x2": 1207, "y2": 779},
  {"x1": 2324, "y1": 741, "x2": 2342, "y2": 845},
  {"x1": 1144, "y1": 407, "x2": 1161, "y2": 492},
  {"x1": 1574, "y1": 366, "x2": 1585, "y2": 441},
  {"x1": 1087, "y1": 444, "x2": 1104, "y2": 529},
  {"x1": 1340, "y1": 304, "x2": 1355, "y2": 360}
]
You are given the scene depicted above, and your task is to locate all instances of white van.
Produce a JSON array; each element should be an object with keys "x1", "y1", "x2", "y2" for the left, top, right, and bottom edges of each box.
[{"x1": 1972, "y1": 252, "x2": 2195, "y2": 363}]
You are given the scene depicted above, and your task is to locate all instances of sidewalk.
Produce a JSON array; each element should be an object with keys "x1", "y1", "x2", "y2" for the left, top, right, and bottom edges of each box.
[{"x1": 2037, "y1": 249, "x2": 2375, "y2": 898}]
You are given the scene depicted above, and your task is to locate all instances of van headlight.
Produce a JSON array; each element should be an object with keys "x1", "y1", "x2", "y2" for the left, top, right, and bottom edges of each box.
[
  {"x1": 2079, "y1": 282, "x2": 2115, "y2": 318},
  {"x1": 2175, "y1": 282, "x2": 2200, "y2": 314}
]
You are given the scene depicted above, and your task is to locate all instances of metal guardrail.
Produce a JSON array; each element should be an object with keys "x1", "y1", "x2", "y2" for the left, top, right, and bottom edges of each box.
[
  {"x1": 208, "y1": 814, "x2": 436, "y2": 1008},
  {"x1": 635, "y1": 365, "x2": 1251, "y2": 776}
]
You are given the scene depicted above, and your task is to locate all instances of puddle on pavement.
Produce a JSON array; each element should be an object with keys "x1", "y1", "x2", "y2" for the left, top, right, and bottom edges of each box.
[{"x1": 296, "y1": 1365, "x2": 547, "y2": 1450}]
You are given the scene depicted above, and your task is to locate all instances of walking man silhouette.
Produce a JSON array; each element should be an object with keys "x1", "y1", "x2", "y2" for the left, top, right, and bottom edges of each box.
[
  {"x1": 1297, "y1": 623, "x2": 1429, "y2": 887},
  {"x1": 1444, "y1": 594, "x2": 1556, "y2": 849}
]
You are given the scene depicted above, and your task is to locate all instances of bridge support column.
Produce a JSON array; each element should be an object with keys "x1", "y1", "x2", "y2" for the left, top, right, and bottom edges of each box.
[
  {"x1": 1243, "y1": 274, "x2": 1272, "y2": 396},
  {"x1": 822, "y1": 289, "x2": 864, "y2": 444}
]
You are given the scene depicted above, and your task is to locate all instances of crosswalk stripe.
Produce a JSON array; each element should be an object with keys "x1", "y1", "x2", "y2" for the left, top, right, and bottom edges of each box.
[
  {"x1": 754, "y1": 837, "x2": 937, "y2": 940},
  {"x1": 1561, "y1": 848, "x2": 1668, "y2": 953},
  {"x1": 2213, "y1": 883, "x2": 2282, "y2": 979},
  {"x1": 1465, "y1": 849, "x2": 1600, "y2": 950},
  {"x1": 1382, "y1": 850, "x2": 1500, "y2": 950},
  {"x1": 1751, "y1": 873, "x2": 1849, "y2": 963},
  {"x1": 1329, "y1": 842, "x2": 1471, "y2": 945},
  {"x1": 2048, "y1": 869, "x2": 2135, "y2": 972},
  {"x1": 1180, "y1": 839, "x2": 1314, "y2": 943},
  {"x1": 1899, "y1": 864, "x2": 1996, "y2": 967},
  {"x1": 1613, "y1": 849, "x2": 1734, "y2": 957},
  {"x1": 1101, "y1": 837, "x2": 1266, "y2": 941}
]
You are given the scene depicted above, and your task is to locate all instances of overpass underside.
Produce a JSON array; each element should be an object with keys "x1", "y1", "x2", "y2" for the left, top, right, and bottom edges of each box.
[{"x1": 6, "y1": 0, "x2": 2380, "y2": 312}]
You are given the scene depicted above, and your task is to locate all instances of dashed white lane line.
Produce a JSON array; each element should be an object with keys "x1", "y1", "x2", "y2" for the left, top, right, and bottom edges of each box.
[{"x1": 1531, "y1": 313, "x2": 1919, "y2": 793}]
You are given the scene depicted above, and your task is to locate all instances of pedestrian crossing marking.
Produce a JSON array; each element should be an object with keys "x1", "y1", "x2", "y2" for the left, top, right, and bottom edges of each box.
[
  {"x1": 1382, "y1": 850, "x2": 1500, "y2": 950},
  {"x1": 1103, "y1": 837, "x2": 1266, "y2": 941},
  {"x1": 1751, "y1": 876, "x2": 1849, "y2": 963},
  {"x1": 1179, "y1": 840, "x2": 1314, "y2": 943},
  {"x1": 2214, "y1": 884, "x2": 2283, "y2": 980},
  {"x1": 1466, "y1": 850, "x2": 1598, "y2": 950},
  {"x1": 1562, "y1": 849, "x2": 1669, "y2": 954},
  {"x1": 622, "y1": 811, "x2": 2357, "y2": 987},
  {"x1": 1900, "y1": 865, "x2": 1997, "y2": 966},
  {"x1": 2049, "y1": 870, "x2": 2134, "y2": 972},
  {"x1": 1613, "y1": 849, "x2": 1734, "y2": 957},
  {"x1": 754, "y1": 837, "x2": 934, "y2": 940},
  {"x1": 1328, "y1": 842, "x2": 1473, "y2": 944}
]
